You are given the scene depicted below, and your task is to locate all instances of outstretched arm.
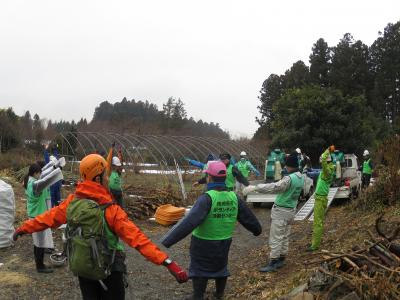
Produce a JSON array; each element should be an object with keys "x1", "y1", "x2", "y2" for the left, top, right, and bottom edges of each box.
[
  {"x1": 161, "y1": 194, "x2": 211, "y2": 248},
  {"x1": 18, "y1": 194, "x2": 74, "y2": 233},
  {"x1": 106, "y1": 205, "x2": 168, "y2": 265}
]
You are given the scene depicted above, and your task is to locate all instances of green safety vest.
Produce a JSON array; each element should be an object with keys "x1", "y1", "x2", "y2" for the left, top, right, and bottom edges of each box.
[
  {"x1": 236, "y1": 160, "x2": 250, "y2": 178},
  {"x1": 26, "y1": 178, "x2": 48, "y2": 218},
  {"x1": 109, "y1": 171, "x2": 122, "y2": 191},
  {"x1": 363, "y1": 159, "x2": 372, "y2": 175},
  {"x1": 225, "y1": 165, "x2": 236, "y2": 190},
  {"x1": 192, "y1": 190, "x2": 238, "y2": 240},
  {"x1": 316, "y1": 163, "x2": 335, "y2": 196},
  {"x1": 275, "y1": 173, "x2": 304, "y2": 208}
]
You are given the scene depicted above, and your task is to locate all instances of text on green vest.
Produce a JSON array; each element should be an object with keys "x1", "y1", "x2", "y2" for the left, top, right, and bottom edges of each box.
[{"x1": 192, "y1": 190, "x2": 238, "y2": 240}]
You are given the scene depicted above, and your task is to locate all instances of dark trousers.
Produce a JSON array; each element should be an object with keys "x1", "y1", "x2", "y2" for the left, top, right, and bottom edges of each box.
[
  {"x1": 78, "y1": 272, "x2": 125, "y2": 300},
  {"x1": 362, "y1": 173, "x2": 371, "y2": 189},
  {"x1": 192, "y1": 277, "x2": 227, "y2": 300},
  {"x1": 33, "y1": 246, "x2": 45, "y2": 269},
  {"x1": 50, "y1": 186, "x2": 61, "y2": 207}
]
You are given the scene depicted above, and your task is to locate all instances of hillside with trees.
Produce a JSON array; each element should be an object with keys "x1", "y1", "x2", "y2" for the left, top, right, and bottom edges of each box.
[
  {"x1": 0, "y1": 97, "x2": 229, "y2": 153},
  {"x1": 255, "y1": 21, "x2": 400, "y2": 161}
]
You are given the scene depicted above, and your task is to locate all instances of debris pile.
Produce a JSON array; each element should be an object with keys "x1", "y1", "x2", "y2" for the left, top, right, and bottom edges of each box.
[
  {"x1": 303, "y1": 214, "x2": 400, "y2": 300},
  {"x1": 124, "y1": 184, "x2": 196, "y2": 219}
]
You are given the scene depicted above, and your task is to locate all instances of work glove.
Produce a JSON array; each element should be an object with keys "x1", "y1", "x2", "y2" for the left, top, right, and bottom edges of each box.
[
  {"x1": 12, "y1": 228, "x2": 26, "y2": 241},
  {"x1": 165, "y1": 261, "x2": 188, "y2": 283},
  {"x1": 329, "y1": 145, "x2": 335, "y2": 153},
  {"x1": 54, "y1": 157, "x2": 66, "y2": 168},
  {"x1": 242, "y1": 185, "x2": 257, "y2": 196}
]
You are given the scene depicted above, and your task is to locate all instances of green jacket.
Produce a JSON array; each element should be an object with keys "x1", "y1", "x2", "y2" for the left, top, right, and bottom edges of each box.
[{"x1": 315, "y1": 149, "x2": 335, "y2": 196}]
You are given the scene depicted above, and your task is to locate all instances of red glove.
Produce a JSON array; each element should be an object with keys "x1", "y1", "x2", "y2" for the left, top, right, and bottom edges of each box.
[
  {"x1": 12, "y1": 228, "x2": 26, "y2": 241},
  {"x1": 165, "y1": 261, "x2": 188, "y2": 283}
]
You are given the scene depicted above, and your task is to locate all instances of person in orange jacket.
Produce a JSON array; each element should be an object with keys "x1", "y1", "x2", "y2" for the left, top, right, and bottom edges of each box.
[{"x1": 13, "y1": 154, "x2": 188, "y2": 300}]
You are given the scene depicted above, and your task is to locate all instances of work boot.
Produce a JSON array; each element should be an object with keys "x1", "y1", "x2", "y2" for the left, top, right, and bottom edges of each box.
[{"x1": 259, "y1": 259, "x2": 279, "y2": 273}]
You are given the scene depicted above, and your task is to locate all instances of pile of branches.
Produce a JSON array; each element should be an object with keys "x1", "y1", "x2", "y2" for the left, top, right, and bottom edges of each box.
[
  {"x1": 357, "y1": 135, "x2": 400, "y2": 210},
  {"x1": 305, "y1": 214, "x2": 400, "y2": 299},
  {"x1": 123, "y1": 184, "x2": 196, "y2": 219}
]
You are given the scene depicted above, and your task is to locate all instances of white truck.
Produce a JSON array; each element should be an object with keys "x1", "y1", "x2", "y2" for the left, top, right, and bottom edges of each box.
[
  {"x1": 294, "y1": 153, "x2": 362, "y2": 221},
  {"x1": 245, "y1": 155, "x2": 315, "y2": 208},
  {"x1": 332, "y1": 153, "x2": 362, "y2": 199},
  {"x1": 246, "y1": 153, "x2": 361, "y2": 210},
  {"x1": 246, "y1": 175, "x2": 314, "y2": 207}
]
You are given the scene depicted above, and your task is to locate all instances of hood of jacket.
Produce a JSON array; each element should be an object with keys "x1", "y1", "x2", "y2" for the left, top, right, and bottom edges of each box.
[{"x1": 75, "y1": 180, "x2": 113, "y2": 205}]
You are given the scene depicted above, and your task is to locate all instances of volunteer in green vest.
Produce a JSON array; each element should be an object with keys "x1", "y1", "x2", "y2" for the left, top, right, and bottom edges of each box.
[
  {"x1": 308, "y1": 145, "x2": 336, "y2": 251},
  {"x1": 14, "y1": 154, "x2": 188, "y2": 300},
  {"x1": 361, "y1": 149, "x2": 373, "y2": 189},
  {"x1": 235, "y1": 151, "x2": 260, "y2": 192},
  {"x1": 109, "y1": 156, "x2": 124, "y2": 207},
  {"x1": 23, "y1": 162, "x2": 63, "y2": 273},
  {"x1": 193, "y1": 153, "x2": 249, "y2": 192},
  {"x1": 243, "y1": 152, "x2": 304, "y2": 272},
  {"x1": 219, "y1": 153, "x2": 249, "y2": 191},
  {"x1": 162, "y1": 161, "x2": 262, "y2": 300}
]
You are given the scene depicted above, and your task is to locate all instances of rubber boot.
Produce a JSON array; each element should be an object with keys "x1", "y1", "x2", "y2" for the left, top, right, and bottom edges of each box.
[
  {"x1": 213, "y1": 277, "x2": 227, "y2": 299},
  {"x1": 34, "y1": 246, "x2": 53, "y2": 273},
  {"x1": 259, "y1": 258, "x2": 279, "y2": 273},
  {"x1": 185, "y1": 277, "x2": 208, "y2": 300}
]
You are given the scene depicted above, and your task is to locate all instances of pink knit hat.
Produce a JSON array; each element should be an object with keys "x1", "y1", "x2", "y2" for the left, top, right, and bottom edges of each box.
[{"x1": 203, "y1": 161, "x2": 227, "y2": 177}]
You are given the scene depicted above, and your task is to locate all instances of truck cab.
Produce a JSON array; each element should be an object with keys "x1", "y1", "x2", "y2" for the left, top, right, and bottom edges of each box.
[{"x1": 334, "y1": 154, "x2": 362, "y2": 199}]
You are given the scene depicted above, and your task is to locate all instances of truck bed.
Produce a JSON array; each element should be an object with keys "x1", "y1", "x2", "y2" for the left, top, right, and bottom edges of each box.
[{"x1": 245, "y1": 180, "x2": 276, "y2": 203}]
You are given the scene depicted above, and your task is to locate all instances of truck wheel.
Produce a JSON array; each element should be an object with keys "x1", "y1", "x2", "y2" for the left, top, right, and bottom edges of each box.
[{"x1": 253, "y1": 202, "x2": 261, "y2": 208}]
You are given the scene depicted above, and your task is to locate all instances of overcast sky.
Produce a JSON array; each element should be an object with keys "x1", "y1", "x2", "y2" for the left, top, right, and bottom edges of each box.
[{"x1": 0, "y1": 1, "x2": 399, "y2": 137}]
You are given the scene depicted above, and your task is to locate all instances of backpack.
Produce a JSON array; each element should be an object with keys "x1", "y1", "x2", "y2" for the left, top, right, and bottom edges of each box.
[{"x1": 65, "y1": 198, "x2": 116, "y2": 281}]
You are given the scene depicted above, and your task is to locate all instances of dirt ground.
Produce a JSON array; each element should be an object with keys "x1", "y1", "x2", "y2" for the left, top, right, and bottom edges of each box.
[
  {"x1": 0, "y1": 194, "x2": 271, "y2": 300},
  {"x1": 0, "y1": 178, "x2": 351, "y2": 300}
]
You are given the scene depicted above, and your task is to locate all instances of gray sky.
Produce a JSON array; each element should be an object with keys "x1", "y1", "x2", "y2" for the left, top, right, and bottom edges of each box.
[{"x1": 0, "y1": 0, "x2": 399, "y2": 137}]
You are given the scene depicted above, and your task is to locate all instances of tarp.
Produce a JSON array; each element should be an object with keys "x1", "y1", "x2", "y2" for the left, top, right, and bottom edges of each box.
[{"x1": 0, "y1": 180, "x2": 15, "y2": 248}]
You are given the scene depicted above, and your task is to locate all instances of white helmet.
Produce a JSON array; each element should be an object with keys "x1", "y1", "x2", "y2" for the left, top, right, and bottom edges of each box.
[
  {"x1": 363, "y1": 150, "x2": 369, "y2": 157},
  {"x1": 112, "y1": 156, "x2": 122, "y2": 166},
  {"x1": 240, "y1": 151, "x2": 247, "y2": 156},
  {"x1": 295, "y1": 148, "x2": 301, "y2": 154}
]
